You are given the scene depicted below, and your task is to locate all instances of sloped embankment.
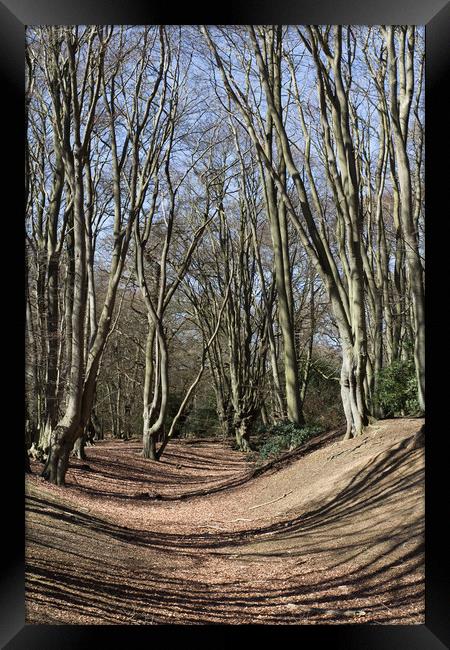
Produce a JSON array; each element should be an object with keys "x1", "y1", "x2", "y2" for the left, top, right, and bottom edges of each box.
[{"x1": 25, "y1": 418, "x2": 424, "y2": 624}]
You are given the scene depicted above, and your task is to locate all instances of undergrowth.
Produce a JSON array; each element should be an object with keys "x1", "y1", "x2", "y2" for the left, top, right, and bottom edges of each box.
[
  {"x1": 248, "y1": 421, "x2": 324, "y2": 464},
  {"x1": 374, "y1": 358, "x2": 420, "y2": 417}
]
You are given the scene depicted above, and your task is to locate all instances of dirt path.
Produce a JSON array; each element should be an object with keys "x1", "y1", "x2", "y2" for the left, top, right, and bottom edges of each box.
[{"x1": 25, "y1": 418, "x2": 424, "y2": 625}]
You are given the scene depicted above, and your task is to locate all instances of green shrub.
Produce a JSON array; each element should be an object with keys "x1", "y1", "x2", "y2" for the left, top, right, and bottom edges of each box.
[
  {"x1": 256, "y1": 422, "x2": 323, "y2": 461},
  {"x1": 375, "y1": 359, "x2": 420, "y2": 417}
]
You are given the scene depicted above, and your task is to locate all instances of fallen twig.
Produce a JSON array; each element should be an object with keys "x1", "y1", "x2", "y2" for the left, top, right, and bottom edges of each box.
[
  {"x1": 198, "y1": 517, "x2": 254, "y2": 530},
  {"x1": 327, "y1": 440, "x2": 368, "y2": 461},
  {"x1": 381, "y1": 601, "x2": 394, "y2": 613},
  {"x1": 249, "y1": 491, "x2": 293, "y2": 510},
  {"x1": 327, "y1": 450, "x2": 348, "y2": 461}
]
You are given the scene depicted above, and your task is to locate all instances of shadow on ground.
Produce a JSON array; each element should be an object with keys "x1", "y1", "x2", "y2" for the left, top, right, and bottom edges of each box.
[{"x1": 25, "y1": 429, "x2": 424, "y2": 625}]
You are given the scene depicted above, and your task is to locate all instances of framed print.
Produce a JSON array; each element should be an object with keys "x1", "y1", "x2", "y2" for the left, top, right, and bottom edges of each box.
[{"x1": 1, "y1": 0, "x2": 449, "y2": 647}]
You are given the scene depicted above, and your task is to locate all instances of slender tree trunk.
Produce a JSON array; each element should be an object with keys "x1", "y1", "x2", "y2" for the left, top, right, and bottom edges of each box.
[
  {"x1": 142, "y1": 322, "x2": 157, "y2": 458},
  {"x1": 235, "y1": 415, "x2": 252, "y2": 452},
  {"x1": 73, "y1": 435, "x2": 87, "y2": 460},
  {"x1": 385, "y1": 25, "x2": 425, "y2": 411},
  {"x1": 143, "y1": 430, "x2": 158, "y2": 459}
]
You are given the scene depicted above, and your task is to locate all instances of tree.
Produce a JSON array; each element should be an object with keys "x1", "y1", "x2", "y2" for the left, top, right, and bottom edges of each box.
[
  {"x1": 31, "y1": 26, "x2": 168, "y2": 483},
  {"x1": 201, "y1": 25, "x2": 424, "y2": 437},
  {"x1": 25, "y1": 25, "x2": 425, "y2": 482}
]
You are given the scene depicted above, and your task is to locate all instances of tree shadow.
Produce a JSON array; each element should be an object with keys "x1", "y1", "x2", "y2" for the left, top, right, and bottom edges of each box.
[{"x1": 25, "y1": 439, "x2": 424, "y2": 624}]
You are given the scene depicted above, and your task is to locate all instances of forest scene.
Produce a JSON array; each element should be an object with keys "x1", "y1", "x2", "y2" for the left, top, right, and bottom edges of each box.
[{"x1": 25, "y1": 25, "x2": 425, "y2": 625}]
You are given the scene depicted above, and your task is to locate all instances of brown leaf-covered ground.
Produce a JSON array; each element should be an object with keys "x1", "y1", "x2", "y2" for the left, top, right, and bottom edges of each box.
[{"x1": 25, "y1": 418, "x2": 424, "y2": 625}]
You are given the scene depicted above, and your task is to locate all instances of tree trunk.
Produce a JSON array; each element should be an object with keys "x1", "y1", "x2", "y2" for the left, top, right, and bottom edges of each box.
[
  {"x1": 385, "y1": 25, "x2": 425, "y2": 411},
  {"x1": 37, "y1": 418, "x2": 53, "y2": 455},
  {"x1": 73, "y1": 435, "x2": 87, "y2": 460},
  {"x1": 235, "y1": 416, "x2": 252, "y2": 452},
  {"x1": 341, "y1": 347, "x2": 367, "y2": 439},
  {"x1": 42, "y1": 423, "x2": 79, "y2": 485},
  {"x1": 263, "y1": 141, "x2": 304, "y2": 426},
  {"x1": 142, "y1": 428, "x2": 158, "y2": 460}
]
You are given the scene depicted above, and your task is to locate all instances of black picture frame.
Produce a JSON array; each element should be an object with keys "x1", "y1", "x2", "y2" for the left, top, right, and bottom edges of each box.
[{"x1": 1, "y1": 0, "x2": 449, "y2": 647}]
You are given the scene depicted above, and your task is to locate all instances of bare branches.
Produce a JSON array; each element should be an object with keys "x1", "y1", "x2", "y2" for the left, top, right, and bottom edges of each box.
[{"x1": 25, "y1": 25, "x2": 425, "y2": 481}]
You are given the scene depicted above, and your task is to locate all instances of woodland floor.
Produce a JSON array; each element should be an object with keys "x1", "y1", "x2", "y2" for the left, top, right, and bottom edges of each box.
[{"x1": 25, "y1": 417, "x2": 425, "y2": 625}]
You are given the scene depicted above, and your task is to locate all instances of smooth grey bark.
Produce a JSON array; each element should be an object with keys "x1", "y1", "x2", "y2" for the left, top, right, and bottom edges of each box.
[
  {"x1": 235, "y1": 415, "x2": 252, "y2": 452},
  {"x1": 43, "y1": 26, "x2": 168, "y2": 484},
  {"x1": 383, "y1": 26, "x2": 425, "y2": 411},
  {"x1": 232, "y1": 25, "x2": 369, "y2": 436},
  {"x1": 258, "y1": 31, "x2": 304, "y2": 426}
]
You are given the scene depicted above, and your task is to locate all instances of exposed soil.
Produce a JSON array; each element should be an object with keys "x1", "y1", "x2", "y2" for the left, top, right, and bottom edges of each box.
[{"x1": 25, "y1": 418, "x2": 424, "y2": 625}]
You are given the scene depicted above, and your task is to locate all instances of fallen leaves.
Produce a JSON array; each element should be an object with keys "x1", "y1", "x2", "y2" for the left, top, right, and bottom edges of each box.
[{"x1": 25, "y1": 419, "x2": 424, "y2": 625}]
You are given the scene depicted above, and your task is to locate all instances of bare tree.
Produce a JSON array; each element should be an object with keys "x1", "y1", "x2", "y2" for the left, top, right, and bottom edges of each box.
[
  {"x1": 201, "y1": 24, "x2": 423, "y2": 436},
  {"x1": 34, "y1": 26, "x2": 168, "y2": 483}
]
